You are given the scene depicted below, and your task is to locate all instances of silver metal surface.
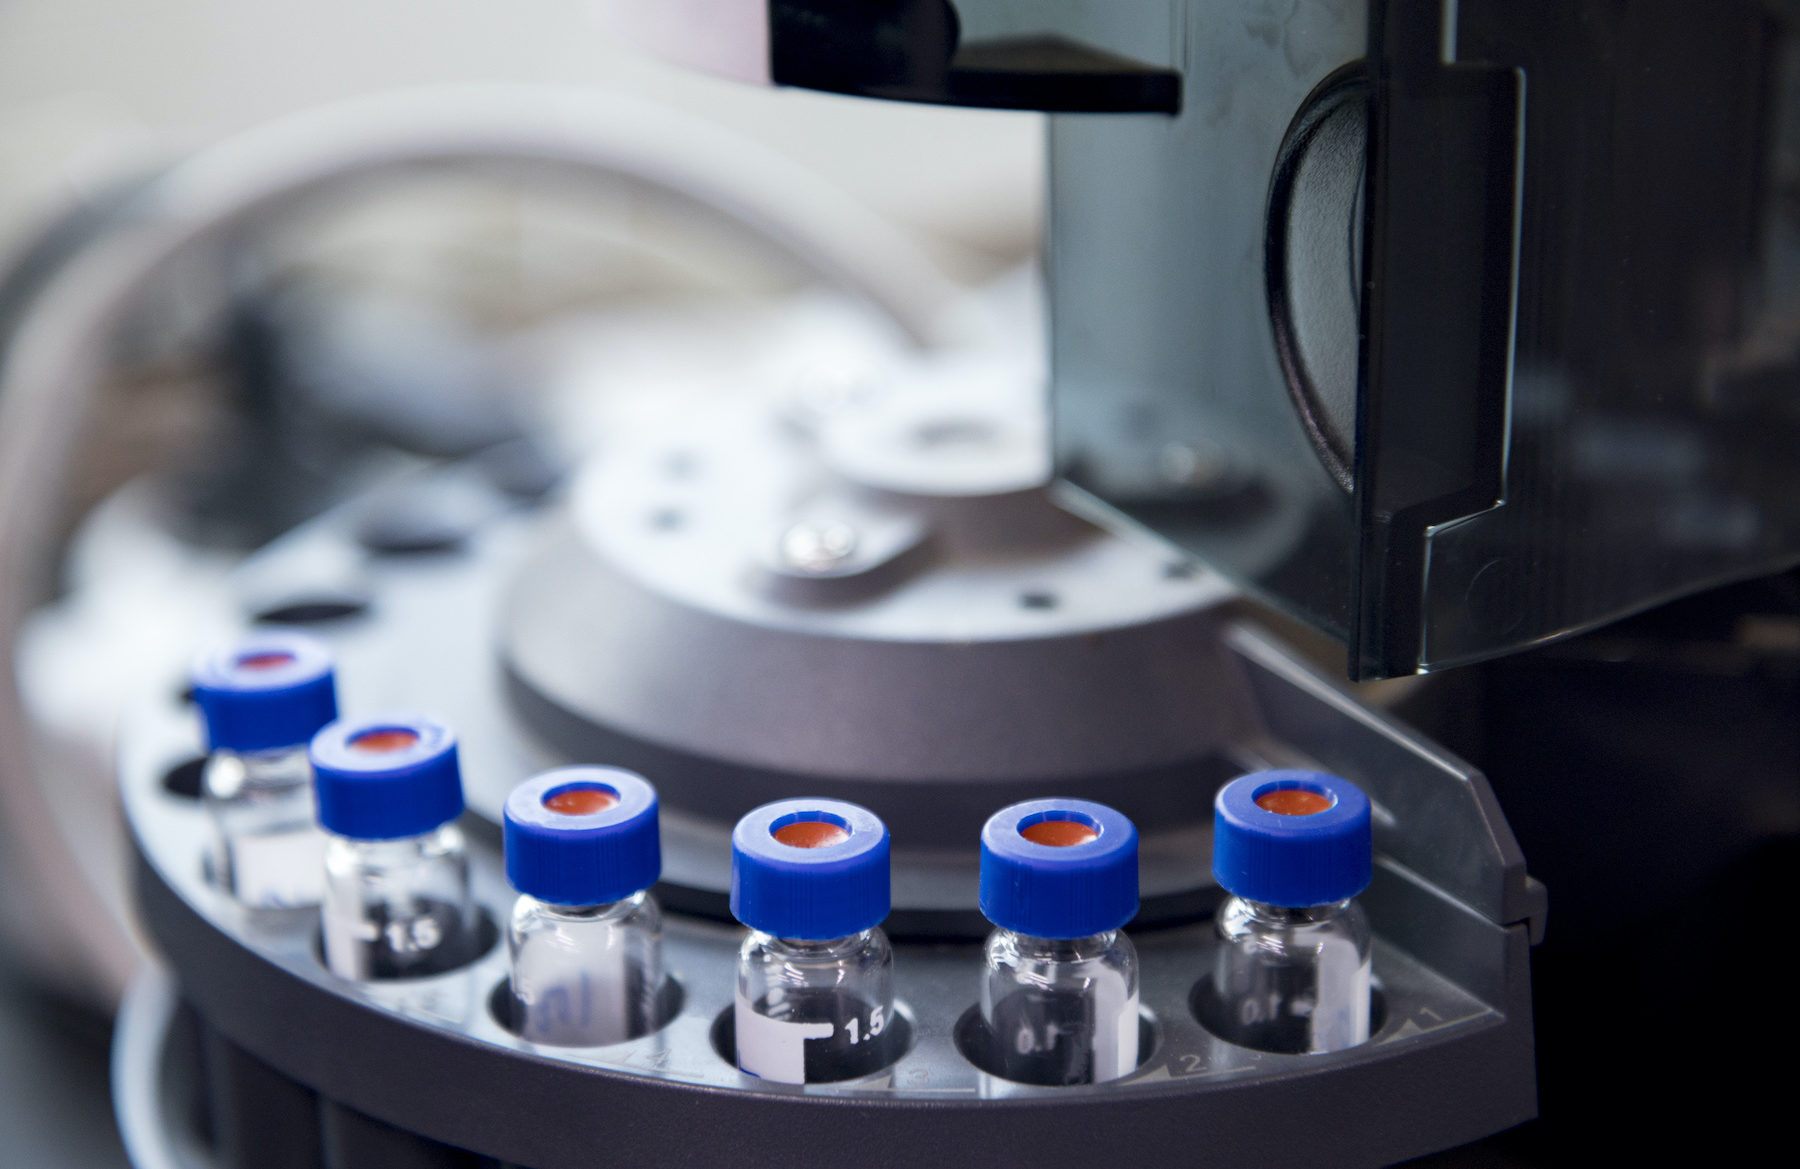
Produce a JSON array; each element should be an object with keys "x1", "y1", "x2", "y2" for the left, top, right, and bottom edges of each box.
[
  {"x1": 503, "y1": 362, "x2": 1251, "y2": 821},
  {"x1": 129, "y1": 441, "x2": 1546, "y2": 933},
  {"x1": 164, "y1": 447, "x2": 1238, "y2": 911}
]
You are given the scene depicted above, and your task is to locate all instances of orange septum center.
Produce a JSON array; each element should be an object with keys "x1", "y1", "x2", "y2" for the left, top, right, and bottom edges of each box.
[
  {"x1": 774, "y1": 820, "x2": 849, "y2": 848},
  {"x1": 236, "y1": 651, "x2": 296, "y2": 670},
  {"x1": 348, "y1": 728, "x2": 420, "y2": 754},
  {"x1": 1020, "y1": 819, "x2": 1099, "y2": 847},
  {"x1": 1256, "y1": 789, "x2": 1334, "y2": 816},
  {"x1": 544, "y1": 788, "x2": 619, "y2": 816}
]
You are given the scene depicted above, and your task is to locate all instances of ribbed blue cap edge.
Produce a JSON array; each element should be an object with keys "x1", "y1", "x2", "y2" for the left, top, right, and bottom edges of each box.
[
  {"x1": 1212, "y1": 770, "x2": 1373, "y2": 907},
  {"x1": 191, "y1": 632, "x2": 338, "y2": 753},
  {"x1": 979, "y1": 799, "x2": 1139, "y2": 938},
  {"x1": 504, "y1": 767, "x2": 661, "y2": 905},
  {"x1": 309, "y1": 715, "x2": 463, "y2": 840},
  {"x1": 730, "y1": 798, "x2": 889, "y2": 940}
]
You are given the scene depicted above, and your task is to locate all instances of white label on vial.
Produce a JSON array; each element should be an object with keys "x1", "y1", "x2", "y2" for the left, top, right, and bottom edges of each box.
[
  {"x1": 1092, "y1": 975, "x2": 1140, "y2": 1082},
  {"x1": 229, "y1": 826, "x2": 327, "y2": 907},
  {"x1": 322, "y1": 900, "x2": 376, "y2": 979},
  {"x1": 735, "y1": 991, "x2": 833, "y2": 1084},
  {"x1": 1313, "y1": 937, "x2": 1372, "y2": 1052}
]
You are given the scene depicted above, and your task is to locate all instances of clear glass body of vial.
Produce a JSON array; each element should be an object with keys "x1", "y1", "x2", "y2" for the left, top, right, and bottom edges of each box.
[
  {"x1": 1211, "y1": 894, "x2": 1372, "y2": 1054},
  {"x1": 203, "y1": 745, "x2": 326, "y2": 907},
  {"x1": 322, "y1": 823, "x2": 473, "y2": 980},
  {"x1": 981, "y1": 928, "x2": 1140, "y2": 1085},
  {"x1": 735, "y1": 927, "x2": 895, "y2": 1084},
  {"x1": 509, "y1": 890, "x2": 663, "y2": 1046}
]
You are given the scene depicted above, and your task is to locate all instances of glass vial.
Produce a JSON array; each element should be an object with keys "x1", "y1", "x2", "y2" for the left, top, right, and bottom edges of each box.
[
  {"x1": 503, "y1": 767, "x2": 665, "y2": 1046},
  {"x1": 191, "y1": 632, "x2": 338, "y2": 907},
  {"x1": 978, "y1": 799, "x2": 1141, "y2": 1085},
  {"x1": 731, "y1": 799, "x2": 894, "y2": 1084},
  {"x1": 311, "y1": 715, "x2": 473, "y2": 980},
  {"x1": 1207, "y1": 770, "x2": 1374, "y2": 1054}
]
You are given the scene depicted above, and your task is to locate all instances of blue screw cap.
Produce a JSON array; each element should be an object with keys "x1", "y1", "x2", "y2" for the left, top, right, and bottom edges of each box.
[
  {"x1": 504, "y1": 767, "x2": 661, "y2": 906},
  {"x1": 191, "y1": 632, "x2": 338, "y2": 754},
  {"x1": 730, "y1": 799, "x2": 890, "y2": 940},
  {"x1": 1212, "y1": 770, "x2": 1373, "y2": 907},
  {"x1": 309, "y1": 715, "x2": 463, "y2": 840},
  {"x1": 980, "y1": 799, "x2": 1139, "y2": 939}
]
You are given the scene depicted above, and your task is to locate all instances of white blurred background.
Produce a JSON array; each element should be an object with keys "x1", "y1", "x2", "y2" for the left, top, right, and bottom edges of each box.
[
  {"x1": 0, "y1": 0, "x2": 1042, "y2": 279},
  {"x1": 0, "y1": 6, "x2": 1043, "y2": 1164}
]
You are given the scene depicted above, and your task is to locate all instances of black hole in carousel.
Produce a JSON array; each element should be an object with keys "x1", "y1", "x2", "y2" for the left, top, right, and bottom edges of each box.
[
  {"x1": 251, "y1": 594, "x2": 370, "y2": 625},
  {"x1": 161, "y1": 756, "x2": 207, "y2": 800}
]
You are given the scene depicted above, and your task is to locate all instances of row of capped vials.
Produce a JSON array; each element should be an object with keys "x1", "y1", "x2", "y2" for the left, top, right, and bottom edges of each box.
[{"x1": 191, "y1": 632, "x2": 1376, "y2": 1087}]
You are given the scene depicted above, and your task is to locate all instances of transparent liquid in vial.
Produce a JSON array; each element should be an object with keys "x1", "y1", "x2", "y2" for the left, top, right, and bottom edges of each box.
[
  {"x1": 1209, "y1": 895, "x2": 1371, "y2": 1054},
  {"x1": 203, "y1": 746, "x2": 325, "y2": 907},
  {"x1": 321, "y1": 824, "x2": 473, "y2": 980},
  {"x1": 981, "y1": 929, "x2": 1139, "y2": 1085},
  {"x1": 735, "y1": 929, "x2": 895, "y2": 1084},
  {"x1": 509, "y1": 890, "x2": 663, "y2": 1046}
]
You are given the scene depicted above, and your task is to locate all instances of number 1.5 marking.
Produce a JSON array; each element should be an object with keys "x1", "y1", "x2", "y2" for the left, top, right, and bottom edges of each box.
[{"x1": 843, "y1": 1004, "x2": 888, "y2": 1045}]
